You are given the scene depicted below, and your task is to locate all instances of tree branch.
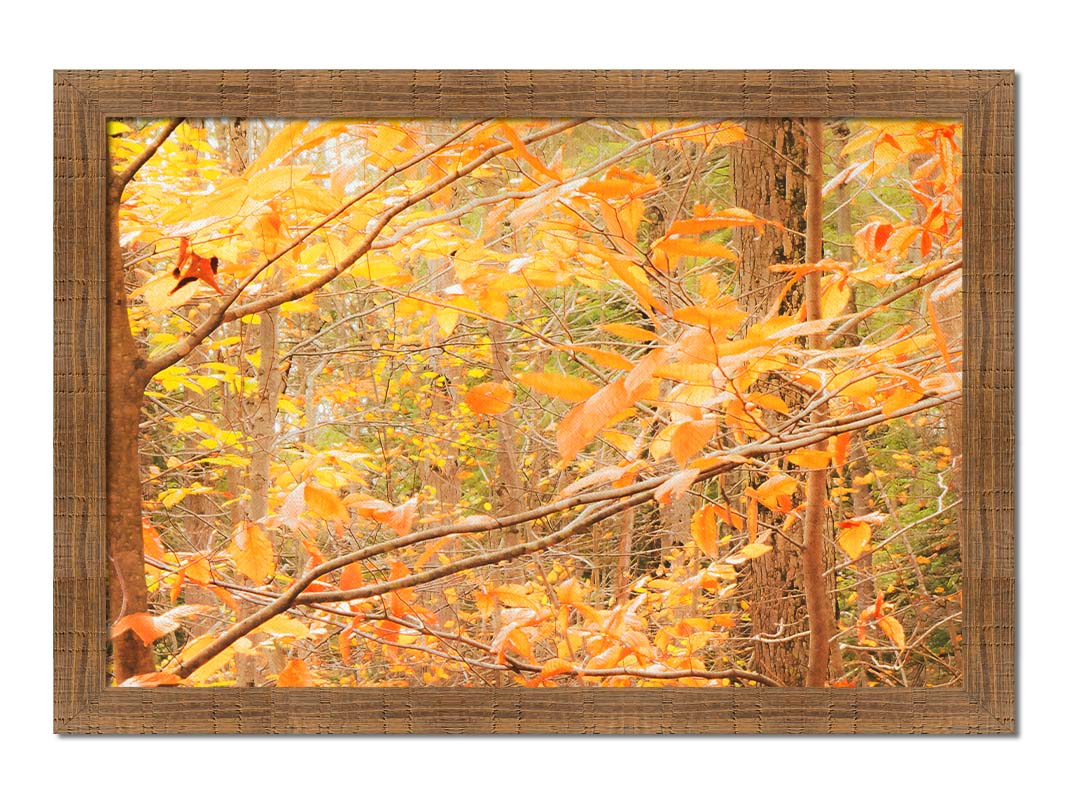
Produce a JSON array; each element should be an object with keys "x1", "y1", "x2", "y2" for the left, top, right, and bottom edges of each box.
[
  {"x1": 110, "y1": 118, "x2": 184, "y2": 198},
  {"x1": 166, "y1": 388, "x2": 958, "y2": 679},
  {"x1": 144, "y1": 119, "x2": 584, "y2": 377}
]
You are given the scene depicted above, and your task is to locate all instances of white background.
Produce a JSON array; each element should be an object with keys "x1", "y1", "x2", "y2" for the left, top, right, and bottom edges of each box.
[{"x1": 4, "y1": 2, "x2": 1060, "y2": 795}]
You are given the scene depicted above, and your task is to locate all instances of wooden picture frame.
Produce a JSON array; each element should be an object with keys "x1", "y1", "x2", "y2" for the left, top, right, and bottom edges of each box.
[{"x1": 54, "y1": 69, "x2": 1014, "y2": 734}]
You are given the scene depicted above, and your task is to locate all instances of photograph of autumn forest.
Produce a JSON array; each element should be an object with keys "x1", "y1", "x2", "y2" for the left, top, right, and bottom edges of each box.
[{"x1": 107, "y1": 116, "x2": 963, "y2": 689}]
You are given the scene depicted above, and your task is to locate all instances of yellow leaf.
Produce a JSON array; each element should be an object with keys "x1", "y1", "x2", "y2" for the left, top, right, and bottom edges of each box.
[
  {"x1": 820, "y1": 276, "x2": 852, "y2": 319},
  {"x1": 178, "y1": 634, "x2": 241, "y2": 683},
  {"x1": 247, "y1": 166, "x2": 312, "y2": 201},
  {"x1": 244, "y1": 121, "x2": 308, "y2": 174},
  {"x1": 166, "y1": 177, "x2": 249, "y2": 225},
  {"x1": 738, "y1": 542, "x2": 772, "y2": 560},
  {"x1": 304, "y1": 483, "x2": 350, "y2": 523},
  {"x1": 135, "y1": 273, "x2": 199, "y2": 313},
  {"x1": 227, "y1": 521, "x2": 275, "y2": 584},
  {"x1": 786, "y1": 448, "x2": 833, "y2": 469},
  {"x1": 517, "y1": 372, "x2": 599, "y2": 403},
  {"x1": 258, "y1": 615, "x2": 311, "y2": 641}
]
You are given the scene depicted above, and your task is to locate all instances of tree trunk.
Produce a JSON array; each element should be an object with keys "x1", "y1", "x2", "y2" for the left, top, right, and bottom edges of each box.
[
  {"x1": 107, "y1": 185, "x2": 154, "y2": 683},
  {"x1": 731, "y1": 119, "x2": 837, "y2": 686},
  {"x1": 800, "y1": 118, "x2": 833, "y2": 687}
]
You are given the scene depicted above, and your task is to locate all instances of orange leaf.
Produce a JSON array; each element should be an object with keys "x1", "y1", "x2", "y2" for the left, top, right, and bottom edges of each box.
[
  {"x1": 560, "y1": 463, "x2": 638, "y2": 497},
  {"x1": 111, "y1": 604, "x2": 212, "y2": 645},
  {"x1": 182, "y1": 554, "x2": 212, "y2": 586},
  {"x1": 497, "y1": 122, "x2": 559, "y2": 182},
  {"x1": 304, "y1": 483, "x2": 350, "y2": 523},
  {"x1": 539, "y1": 657, "x2": 574, "y2": 679},
  {"x1": 466, "y1": 381, "x2": 514, "y2": 415},
  {"x1": 655, "y1": 237, "x2": 737, "y2": 260},
  {"x1": 746, "y1": 392, "x2": 790, "y2": 415},
  {"x1": 352, "y1": 496, "x2": 418, "y2": 536},
  {"x1": 665, "y1": 208, "x2": 769, "y2": 237},
  {"x1": 276, "y1": 658, "x2": 314, "y2": 687},
  {"x1": 709, "y1": 501, "x2": 744, "y2": 531},
  {"x1": 837, "y1": 520, "x2": 872, "y2": 560},
  {"x1": 672, "y1": 304, "x2": 747, "y2": 331},
  {"x1": 142, "y1": 519, "x2": 166, "y2": 561},
  {"x1": 227, "y1": 521, "x2": 275, "y2": 584},
  {"x1": 599, "y1": 322, "x2": 658, "y2": 342},
  {"x1": 556, "y1": 380, "x2": 630, "y2": 462},
  {"x1": 878, "y1": 615, "x2": 907, "y2": 649},
  {"x1": 753, "y1": 474, "x2": 799, "y2": 512},
  {"x1": 517, "y1": 371, "x2": 598, "y2": 402},
  {"x1": 555, "y1": 579, "x2": 584, "y2": 606},
  {"x1": 690, "y1": 505, "x2": 719, "y2": 558},
  {"x1": 339, "y1": 624, "x2": 355, "y2": 664},
  {"x1": 832, "y1": 431, "x2": 852, "y2": 472},
  {"x1": 882, "y1": 386, "x2": 924, "y2": 415},
  {"x1": 654, "y1": 468, "x2": 701, "y2": 505},
  {"x1": 670, "y1": 419, "x2": 717, "y2": 466},
  {"x1": 119, "y1": 672, "x2": 183, "y2": 688},
  {"x1": 339, "y1": 562, "x2": 364, "y2": 591},
  {"x1": 585, "y1": 645, "x2": 624, "y2": 671},
  {"x1": 855, "y1": 219, "x2": 894, "y2": 259},
  {"x1": 385, "y1": 560, "x2": 417, "y2": 615}
]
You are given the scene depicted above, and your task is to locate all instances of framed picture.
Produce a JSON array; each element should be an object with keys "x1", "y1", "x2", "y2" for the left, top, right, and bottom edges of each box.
[{"x1": 54, "y1": 70, "x2": 1014, "y2": 733}]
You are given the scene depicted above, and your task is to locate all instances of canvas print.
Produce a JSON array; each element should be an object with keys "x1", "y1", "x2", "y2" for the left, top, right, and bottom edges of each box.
[{"x1": 107, "y1": 117, "x2": 963, "y2": 689}]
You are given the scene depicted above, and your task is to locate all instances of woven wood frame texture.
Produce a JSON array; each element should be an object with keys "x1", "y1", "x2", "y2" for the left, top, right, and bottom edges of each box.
[{"x1": 54, "y1": 70, "x2": 1014, "y2": 733}]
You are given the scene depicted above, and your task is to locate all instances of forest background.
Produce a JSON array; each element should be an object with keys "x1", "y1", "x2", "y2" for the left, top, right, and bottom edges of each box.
[{"x1": 112, "y1": 114, "x2": 964, "y2": 692}]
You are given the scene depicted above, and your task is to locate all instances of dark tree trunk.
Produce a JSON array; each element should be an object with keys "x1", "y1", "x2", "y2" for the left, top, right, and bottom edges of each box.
[{"x1": 107, "y1": 185, "x2": 154, "y2": 683}]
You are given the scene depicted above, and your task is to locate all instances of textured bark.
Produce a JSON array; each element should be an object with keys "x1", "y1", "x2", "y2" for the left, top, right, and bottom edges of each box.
[
  {"x1": 732, "y1": 119, "x2": 837, "y2": 686},
  {"x1": 801, "y1": 118, "x2": 834, "y2": 687},
  {"x1": 733, "y1": 120, "x2": 810, "y2": 686},
  {"x1": 107, "y1": 186, "x2": 154, "y2": 683},
  {"x1": 733, "y1": 119, "x2": 808, "y2": 321}
]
